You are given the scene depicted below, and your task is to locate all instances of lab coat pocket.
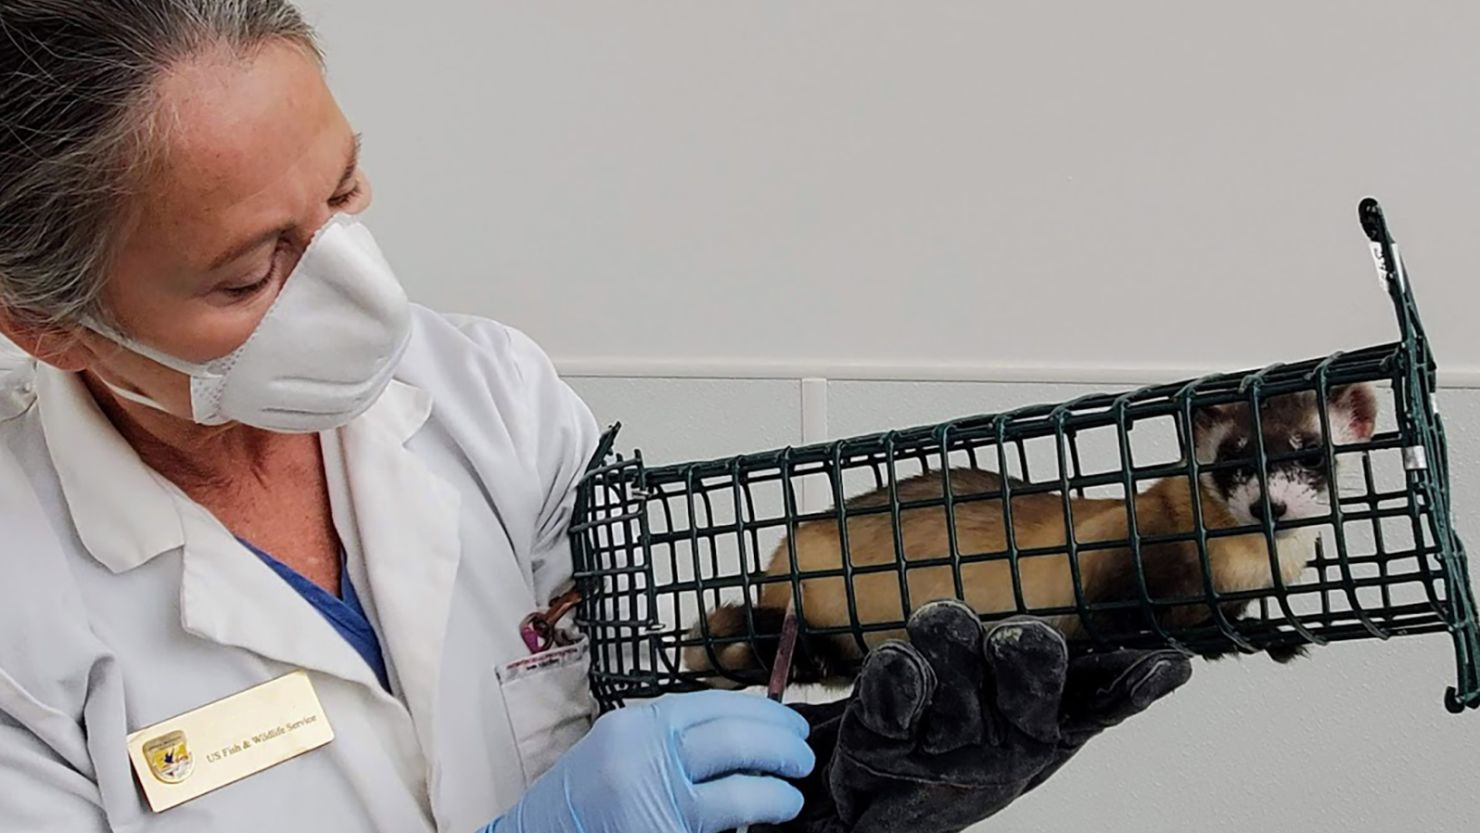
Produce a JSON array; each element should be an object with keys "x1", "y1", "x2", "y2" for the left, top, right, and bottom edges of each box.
[{"x1": 495, "y1": 636, "x2": 597, "y2": 787}]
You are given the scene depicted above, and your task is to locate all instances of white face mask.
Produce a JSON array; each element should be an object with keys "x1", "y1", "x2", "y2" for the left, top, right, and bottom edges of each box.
[{"x1": 86, "y1": 214, "x2": 413, "y2": 433}]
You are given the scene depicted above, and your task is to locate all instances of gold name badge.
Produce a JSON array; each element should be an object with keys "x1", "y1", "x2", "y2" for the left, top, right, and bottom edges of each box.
[{"x1": 126, "y1": 670, "x2": 335, "y2": 812}]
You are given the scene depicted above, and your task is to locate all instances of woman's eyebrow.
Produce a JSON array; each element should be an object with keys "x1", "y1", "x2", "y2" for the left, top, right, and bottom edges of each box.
[
  {"x1": 205, "y1": 225, "x2": 287, "y2": 272},
  {"x1": 204, "y1": 134, "x2": 364, "y2": 272}
]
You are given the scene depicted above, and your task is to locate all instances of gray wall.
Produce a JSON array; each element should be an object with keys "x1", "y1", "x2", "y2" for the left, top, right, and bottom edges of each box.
[{"x1": 298, "y1": 0, "x2": 1480, "y2": 384}]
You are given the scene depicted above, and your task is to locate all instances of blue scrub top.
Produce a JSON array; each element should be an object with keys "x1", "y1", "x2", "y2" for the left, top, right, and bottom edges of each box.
[{"x1": 239, "y1": 538, "x2": 391, "y2": 692}]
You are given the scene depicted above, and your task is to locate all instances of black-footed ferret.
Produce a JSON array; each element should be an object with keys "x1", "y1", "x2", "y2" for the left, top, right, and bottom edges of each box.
[{"x1": 686, "y1": 385, "x2": 1378, "y2": 685}]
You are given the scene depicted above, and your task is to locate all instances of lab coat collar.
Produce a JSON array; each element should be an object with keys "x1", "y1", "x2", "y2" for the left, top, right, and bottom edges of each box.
[
  {"x1": 35, "y1": 368, "x2": 435, "y2": 575},
  {"x1": 364, "y1": 378, "x2": 436, "y2": 447},
  {"x1": 179, "y1": 379, "x2": 439, "y2": 698},
  {"x1": 38, "y1": 366, "x2": 443, "y2": 690},
  {"x1": 34, "y1": 364, "x2": 185, "y2": 573},
  {"x1": 176, "y1": 499, "x2": 397, "y2": 693},
  {"x1": 331, "y1": 379, "x2": 462, "y2": 799}
]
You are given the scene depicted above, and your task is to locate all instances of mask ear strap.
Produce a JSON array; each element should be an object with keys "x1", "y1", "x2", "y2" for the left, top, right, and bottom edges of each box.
[
  {"x1": 81, "y1": 317, "x2": 220, "y2": 379},
  {"x1": 93, "y1": 375, "x2": 176, "y2": 416}
]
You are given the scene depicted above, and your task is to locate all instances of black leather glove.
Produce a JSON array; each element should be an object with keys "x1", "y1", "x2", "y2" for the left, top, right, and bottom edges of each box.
[{"x1": 763, "y1": 600, "x2": 1193, "y2": 833}]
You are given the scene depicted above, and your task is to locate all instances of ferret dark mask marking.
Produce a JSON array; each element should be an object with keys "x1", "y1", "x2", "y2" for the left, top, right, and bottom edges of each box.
[{"x1": 1196, "y1": 387, "x2": 1378, "y2": 531}]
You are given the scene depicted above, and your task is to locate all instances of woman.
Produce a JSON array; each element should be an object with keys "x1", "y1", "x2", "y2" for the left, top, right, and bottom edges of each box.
[{"x1": 0, "y1": 3, "x2": 1191, "y2": 832}]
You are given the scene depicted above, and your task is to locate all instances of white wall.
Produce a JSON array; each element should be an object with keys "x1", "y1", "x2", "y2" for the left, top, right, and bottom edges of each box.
[
  {"x1": 298, "y1": 0, "x2": 1480, "y2": 384},
  {"x1": 293, "y1": 2, "x2": 1480, "y2": 829}
]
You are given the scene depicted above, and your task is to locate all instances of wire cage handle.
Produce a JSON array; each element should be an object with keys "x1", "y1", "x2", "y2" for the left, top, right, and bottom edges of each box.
[{"x1": 1360, "y1": 198, "x2": 1480, "y2": 712}]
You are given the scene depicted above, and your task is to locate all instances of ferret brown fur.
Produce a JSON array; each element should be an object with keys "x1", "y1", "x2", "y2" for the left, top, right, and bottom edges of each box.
[{"x1": 686, "y1": 385, "x2": 1378, "y2": 685}]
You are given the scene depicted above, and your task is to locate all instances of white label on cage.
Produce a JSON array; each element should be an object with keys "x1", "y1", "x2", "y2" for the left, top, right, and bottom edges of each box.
[
  {"x1": 1367, "y1": 241, "x2": 1409, "y2": 291},
  {"x1": 1403, "y1": 446, "x2": 1429, "y2": 471},
  {"x1": 1368, "y1": 242, "x2": 1389, "y2": 286}
]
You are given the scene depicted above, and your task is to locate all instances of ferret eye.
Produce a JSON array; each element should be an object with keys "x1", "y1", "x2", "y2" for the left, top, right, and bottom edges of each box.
[
  {"x1": 1218, "y1": 440, "x2": 1248, "y2": 461},
  {"x1": 1298, "y1": 453, "x2": 1326, "y2": 470}
]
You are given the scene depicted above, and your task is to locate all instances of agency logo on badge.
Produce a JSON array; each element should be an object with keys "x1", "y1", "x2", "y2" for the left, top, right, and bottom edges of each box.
[{"x1": 142, "y1": 731, "x2": 193, "y2": 784}]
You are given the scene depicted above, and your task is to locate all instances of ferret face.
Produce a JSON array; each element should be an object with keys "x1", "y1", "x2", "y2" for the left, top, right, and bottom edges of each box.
[{"x1": 1193, "y1": 385, "x2": 1378, "y2": 530}]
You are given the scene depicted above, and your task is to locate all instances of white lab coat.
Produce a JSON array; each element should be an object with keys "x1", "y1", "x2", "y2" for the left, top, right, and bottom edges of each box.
[{"x1": 0, "y1": 306, "x2": 601, "y2": 832}]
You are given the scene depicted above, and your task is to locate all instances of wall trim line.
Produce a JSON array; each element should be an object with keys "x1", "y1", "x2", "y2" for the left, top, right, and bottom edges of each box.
[{"x1": 558, "y1": 357, "x2": 1480, "y2": 390}]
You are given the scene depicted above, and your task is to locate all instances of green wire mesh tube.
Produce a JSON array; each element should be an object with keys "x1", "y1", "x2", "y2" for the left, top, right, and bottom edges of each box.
[{"x1": 568, "y1": 199, "x2": 1479, "y2": 714}]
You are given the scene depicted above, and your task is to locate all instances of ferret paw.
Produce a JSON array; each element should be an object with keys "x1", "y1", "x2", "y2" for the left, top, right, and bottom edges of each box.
[
  {"x1": 1266, "y1": 644, "x2": 1309, "y2": 664},
  {"x1": 1197, "y1": 646, "x2": 1243, "y2": 662}
]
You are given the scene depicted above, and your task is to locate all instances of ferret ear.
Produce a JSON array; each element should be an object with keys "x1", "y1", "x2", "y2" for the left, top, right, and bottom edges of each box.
[
  {"x1": 1190, "y1": 403, "x2": 1236, "y2": 464},
  {"x1": 1193, "y1": 403, "x2": 1236, "y2": 430},
  {"x1": 1327, "y1": 384, "x2": 1378, "y2": 444}
]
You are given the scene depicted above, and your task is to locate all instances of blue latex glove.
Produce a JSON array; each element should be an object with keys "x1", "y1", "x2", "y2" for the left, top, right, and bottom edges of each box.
[{"x1": 482, "y1": 690, "x2": 815, "y2": 833}]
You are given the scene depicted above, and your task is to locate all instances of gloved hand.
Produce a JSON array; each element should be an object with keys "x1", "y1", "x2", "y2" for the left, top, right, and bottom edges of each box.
[
  {"x1": 482, "y1": 690, "x2": 815, "y2": 833},
  {"x1": 766, "y1": 600, "x2": 1193, "y2": 833}
]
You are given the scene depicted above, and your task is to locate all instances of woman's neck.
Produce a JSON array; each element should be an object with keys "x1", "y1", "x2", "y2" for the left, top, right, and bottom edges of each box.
[{"x1": 79, "y1": 370, "x2": 317, "y2": 498}]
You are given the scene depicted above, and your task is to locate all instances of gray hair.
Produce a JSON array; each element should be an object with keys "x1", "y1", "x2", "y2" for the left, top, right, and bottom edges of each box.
[{"x1": 0, "y1": 0, "x2": 322, "y2": 331}]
